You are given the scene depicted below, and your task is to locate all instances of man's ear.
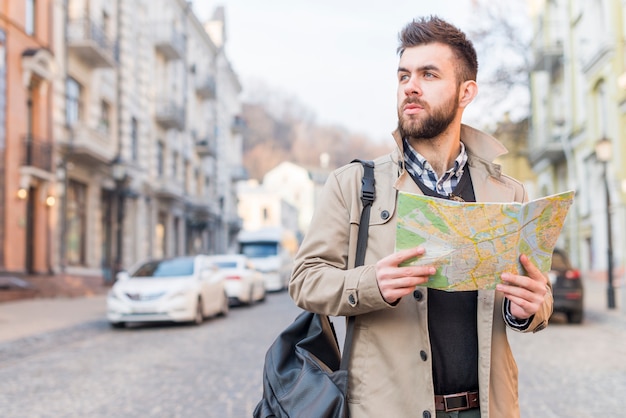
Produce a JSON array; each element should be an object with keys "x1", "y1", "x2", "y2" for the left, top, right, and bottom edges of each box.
[{"x1": 459, "y1": 80, "x2": 478, "y2": 108}]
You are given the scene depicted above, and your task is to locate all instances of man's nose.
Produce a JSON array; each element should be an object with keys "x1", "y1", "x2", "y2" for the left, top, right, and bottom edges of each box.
[{"x1": 404, "y1": 76, "x2": 422, "y2": 96}]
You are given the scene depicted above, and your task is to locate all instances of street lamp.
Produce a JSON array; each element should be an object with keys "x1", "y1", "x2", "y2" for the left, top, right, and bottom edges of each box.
[
  {"x1": 595, "y1": 137, "x2": 616, "y2": 309},
  {"x1": 111, "y1": 157, "x2": 128, "y2": 282}
]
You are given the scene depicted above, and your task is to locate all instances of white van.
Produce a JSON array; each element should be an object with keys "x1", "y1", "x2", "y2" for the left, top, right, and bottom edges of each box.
[{"x1": 237, "y1": 227, "x2": 298, "y2": 292}]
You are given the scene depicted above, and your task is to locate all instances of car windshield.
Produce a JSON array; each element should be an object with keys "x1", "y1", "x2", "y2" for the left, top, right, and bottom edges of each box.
[
  {"x1": 132, "y1": 258, "x2": 195, "y2": 278},
  {"x1": 240, "y1": 242, "x2": 278, "y2": 257},
  {"x1": 213, "y1": 261, "x2": 238, "y2": 269}
]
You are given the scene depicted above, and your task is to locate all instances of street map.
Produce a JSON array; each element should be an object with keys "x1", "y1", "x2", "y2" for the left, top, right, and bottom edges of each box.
[{"x1": 395, "y1": 190, "x2": 575, "y2": 291}]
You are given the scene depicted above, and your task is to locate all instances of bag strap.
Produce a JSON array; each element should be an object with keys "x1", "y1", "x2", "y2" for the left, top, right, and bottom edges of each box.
[{"x1": 340, "y1": 159, "x2": 375, "y2": 371}]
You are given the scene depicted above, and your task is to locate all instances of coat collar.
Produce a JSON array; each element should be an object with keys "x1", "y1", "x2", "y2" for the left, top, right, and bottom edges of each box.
[
  {"x1": 391, "y1": 124, "x2": 516, "y2": 203},
  {"x1": 391, "y1": 124, "x2": 508, "y2": 163}
]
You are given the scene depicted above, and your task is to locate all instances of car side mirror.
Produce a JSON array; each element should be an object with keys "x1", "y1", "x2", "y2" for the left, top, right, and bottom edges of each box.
[{"x1": 116, "y1": 271, "x2": 130, "y2": 281}]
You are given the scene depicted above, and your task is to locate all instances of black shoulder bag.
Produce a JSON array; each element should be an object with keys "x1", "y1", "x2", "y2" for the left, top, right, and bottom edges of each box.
[{"x1": 253, "y1": 160, "x2": 375, "y2": 418}]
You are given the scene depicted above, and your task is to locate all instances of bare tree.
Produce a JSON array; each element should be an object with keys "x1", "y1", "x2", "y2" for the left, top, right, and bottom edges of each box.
[{"x1": 465, "y1": 0, "x2": 533, "y2": 131}]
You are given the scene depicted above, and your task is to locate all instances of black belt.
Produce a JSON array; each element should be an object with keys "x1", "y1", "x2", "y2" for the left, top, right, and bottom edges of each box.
[{"x1": 434, "y1": 390, "x2": 479, "y2": 412}]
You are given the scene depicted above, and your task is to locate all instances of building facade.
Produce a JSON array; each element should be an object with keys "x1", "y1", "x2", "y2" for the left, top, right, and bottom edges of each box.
[
  {"x1": 529, "y1": 0, "x2": 626, "y2": 275},
  {"x1": 2, "y1": 0, "x2": 242, "y2": 281}
]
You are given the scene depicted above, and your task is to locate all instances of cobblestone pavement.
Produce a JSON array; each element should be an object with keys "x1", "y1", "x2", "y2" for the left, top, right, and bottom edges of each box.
[
  {"x1": 0, "y1": 292, "x2": 301, "y2": 418},
  {"x1": 0, "y1": 278, "x2": 624, "y2": 417},
  {"x1": 510, "y1": 277, "x2": 626, "y2": 417}
]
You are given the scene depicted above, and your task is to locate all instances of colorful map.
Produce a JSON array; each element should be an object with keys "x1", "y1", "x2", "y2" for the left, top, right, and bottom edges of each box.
[{"x1": 395, "y1": 191, "x2": 575, "y2": 291}]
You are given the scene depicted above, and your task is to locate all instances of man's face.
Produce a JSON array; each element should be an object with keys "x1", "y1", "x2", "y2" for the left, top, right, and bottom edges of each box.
[{"x1": 396, "y1": 43, "x2": 461, "y2": 140}]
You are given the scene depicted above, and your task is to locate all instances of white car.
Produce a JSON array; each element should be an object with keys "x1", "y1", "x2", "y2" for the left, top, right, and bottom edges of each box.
[
  {"x1": 107, "y1": 255, "x2": 229, "y2": 328},
  {"x1": 206, "y1": 254, "x2": 266, "y2": 306}
]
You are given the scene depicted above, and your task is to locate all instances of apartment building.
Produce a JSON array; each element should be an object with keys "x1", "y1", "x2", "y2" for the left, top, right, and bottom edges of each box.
[
  {"x1": 0, "y1": 0, "x2": 56, "y2": 275},
  {"x1": 0, "y1": 0, "x2": 243, "y2": 281},
  {"x1": 528, "y1": 0, "x2": 626, "y2": 273}
]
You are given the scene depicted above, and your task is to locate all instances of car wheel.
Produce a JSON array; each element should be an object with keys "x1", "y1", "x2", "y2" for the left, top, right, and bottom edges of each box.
[
  {"x1": 192, "y1": 298, "x2": 204, "y2": 325},
  {"x1": 110, "y1": 322, "x2": 125, "y2": 329},
  {"x1": 218, "y1": 292, "x2": 229, "y2": 317},
  {"x1": 567, "y1": 311, "x2": 583, "y2": 324}
]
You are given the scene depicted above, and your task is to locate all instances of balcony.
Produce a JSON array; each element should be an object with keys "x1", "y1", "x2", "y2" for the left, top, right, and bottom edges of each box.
[
  {"x1": 154, "y1": 177, "x2": 184, "y2": 201},
  {"x1": 153, "y1": 24, "x2": 185, "y2": 61},
  {"x1": 230, "y1": 165, "x2": 248, "y2": 181},
  {"x1": 533, "y1": 42, "x2": 563, "y2": 75},
  {"x1": 231, "y1": 115, "x2": 245, "y2": 134},
  {"x1": 529, "y1": 138, "x2": 566, "y2": 166},
  {"x1": 195, "y1": 136, "x2": 217, "y2": 157},
  {"x1": 21, "y1": 136, "x2": 53, "y2": 173},
  {"x1": 67, "y1": 18, "x2": 118, "y2": 68},
  {"x1": 63, "y1": 122, "x2": 117, "y2": 165},
  {"x1": 195, "y1": 75, "x2": 217, "y2": 100},
  {"x1": 155, "y1": 100, "x2": 185, "y2": 131}
]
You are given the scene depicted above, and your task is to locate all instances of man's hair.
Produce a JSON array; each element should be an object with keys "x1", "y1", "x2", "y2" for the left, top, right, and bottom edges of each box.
[{"x1": 397, "y1": 16, "x2": 478, "y2": 83}]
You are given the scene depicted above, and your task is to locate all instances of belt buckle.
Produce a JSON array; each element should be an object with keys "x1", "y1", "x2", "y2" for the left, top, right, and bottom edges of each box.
[{"x1": 443, "y1": 392, "x2": 469, "y2": 412}]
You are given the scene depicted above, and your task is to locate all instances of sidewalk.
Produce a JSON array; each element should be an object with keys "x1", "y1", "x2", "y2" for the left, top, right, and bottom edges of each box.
[
  {"x1": 0, "y1": 295, "x2": 107, "y2": 343},
  {"x1": 0, "y1": 273, "x2": 110, "y2": 344},
  {"x1": 0, "y1": 272, "x2": 624, "y2": 345}
]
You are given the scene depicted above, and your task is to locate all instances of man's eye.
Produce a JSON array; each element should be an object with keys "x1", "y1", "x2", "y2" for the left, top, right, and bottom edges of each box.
[{"x1": 399, "y1": 74, "x2": 409, "y2": 81}]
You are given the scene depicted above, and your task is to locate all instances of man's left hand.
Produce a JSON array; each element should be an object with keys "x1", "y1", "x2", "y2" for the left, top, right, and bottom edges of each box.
[{"x1": 496, "y1": 254, "x2": 549, "y2": 320}]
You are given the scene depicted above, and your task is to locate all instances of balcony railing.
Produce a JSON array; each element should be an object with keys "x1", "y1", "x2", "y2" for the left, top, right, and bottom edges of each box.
[
  {"x1": 195, "y1": 75, "x2": 217, "y2": 100},
  {"x1": 533, "y1": 43, "x2": 563, "y2": 74},
  {"x1": 230, "y1": 165, "x2": 248, "y2": 181},
  {"x1": 153, "y1": 24, "x2": 185, "y2": 61},
  {"x1": 67, "y1": 18, "x2": 118, "y2": 68},
  {"x1": 231, "y1": 115, "x2": 246, "y2": 134},
  {"x1": 155, "y1": 100, "x2": 185, "y2": 131},
  {"x1": 195, "y1": 137, "x2": 217, "y2": 157},
  {"x1": 21, "y1": 136, "x2": 53, "y2": 172}
]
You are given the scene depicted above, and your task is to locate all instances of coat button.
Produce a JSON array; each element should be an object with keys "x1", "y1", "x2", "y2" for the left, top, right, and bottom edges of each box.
[
  {"x1": 420, "y1": 350, "x2": 427, "y2": 361},
  {"x1": 348, "y1": 294, "x2": 356, "y2": 306},
  {"x1": 413, "y1": 289, "x2": 423, "y2": 301},
  {"x1": 422, "y1": 411, "x2": 431, "y2": 418},
  {"x1": 381, "y1": 210, "x2": 390, "y2": 220}
]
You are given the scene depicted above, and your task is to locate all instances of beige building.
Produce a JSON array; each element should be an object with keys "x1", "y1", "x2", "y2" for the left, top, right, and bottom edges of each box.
[{"x1": 529, "y1": 0, "x2": 626, "y2": 278}]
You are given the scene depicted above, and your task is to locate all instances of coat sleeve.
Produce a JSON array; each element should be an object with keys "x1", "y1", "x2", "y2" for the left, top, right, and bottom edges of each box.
[{"x1": 289, "y1": 167, "x2": 392, "y2": 316}]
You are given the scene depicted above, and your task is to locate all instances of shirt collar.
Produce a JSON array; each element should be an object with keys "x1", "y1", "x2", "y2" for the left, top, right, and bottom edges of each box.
[{"x1": 402, "y1": 137, "x2": 468, "y2": 194}]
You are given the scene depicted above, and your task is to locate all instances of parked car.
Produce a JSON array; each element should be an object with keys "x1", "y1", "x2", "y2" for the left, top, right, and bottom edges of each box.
[
  {"x1": 107, "y1": 255, "x2": 229, "y2": 328},
  {"x1": 206, "y1": 254, "x2": 266, "y2": 306},
  {"x1": 548, "y1": 248, "x2": 584, "y2": 324}
]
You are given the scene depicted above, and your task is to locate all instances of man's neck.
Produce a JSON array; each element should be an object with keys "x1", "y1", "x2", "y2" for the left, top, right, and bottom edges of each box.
[{"x1": 408, "y1": 124, "x2": 462, "y2": 178}]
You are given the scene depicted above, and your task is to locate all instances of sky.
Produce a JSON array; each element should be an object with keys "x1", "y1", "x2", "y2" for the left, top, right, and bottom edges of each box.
[{"x1": 193, "y1": 1, "x2": 487, "y2": 143}]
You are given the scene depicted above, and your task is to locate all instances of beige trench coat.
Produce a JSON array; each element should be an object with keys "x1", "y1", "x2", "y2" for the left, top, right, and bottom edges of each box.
[{"x1": 289, "y1": 125, "x2": 553, "y2": 418}]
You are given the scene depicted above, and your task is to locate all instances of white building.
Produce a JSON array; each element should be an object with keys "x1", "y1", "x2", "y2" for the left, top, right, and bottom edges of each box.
[{"x1": 52, "y1": 0, "x2": 243, "y2": 281}]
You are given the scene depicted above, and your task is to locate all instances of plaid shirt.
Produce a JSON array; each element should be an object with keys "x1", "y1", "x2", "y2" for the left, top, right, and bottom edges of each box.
[
  {"x1": 403, "y1": 137, "x2": 531, "y2": 329},
  {"x1": 402, "y1": 137, "x2": 468, "y2": 196}
]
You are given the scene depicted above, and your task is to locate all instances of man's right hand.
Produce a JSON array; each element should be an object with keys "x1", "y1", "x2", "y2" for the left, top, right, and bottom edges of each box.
[{"x1": 375, "y1": 247, "x2": 435, "y2": 304}]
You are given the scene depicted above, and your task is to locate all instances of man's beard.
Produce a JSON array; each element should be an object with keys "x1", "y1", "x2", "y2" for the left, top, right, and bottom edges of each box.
[{"x1": 397, "y1": 93, "x2": 459, "y2": 141}]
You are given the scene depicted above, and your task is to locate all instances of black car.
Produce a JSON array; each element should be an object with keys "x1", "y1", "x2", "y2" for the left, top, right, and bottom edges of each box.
[{"x1": 548, "y1": 248, "x2": 584, "y2": 323}]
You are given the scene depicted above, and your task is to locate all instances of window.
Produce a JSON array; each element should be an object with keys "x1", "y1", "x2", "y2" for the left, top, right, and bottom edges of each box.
[
  {"x1": 172, "y1": 151, "x2": 178, "y2": 179},
  {"x1": 66, "y1": 77, "x2": 81, "y2": 127},
  {"x1": 66, "y1": 180, "x2": 87, "y2": 265},
  {"x1": 25, "y1": 0, "x2": 36, "y2": 36},
  {"x1": 131, "y1": 117, "x2": 138, "y2": 161},
  {"x1": 157, "y1": 142, "x2": 164, "y2": 177},
  {"x1": 184, "y1": 160, "x2": 190, "y2": 194},
  {"x1": 99, "y1": 100, "x2": 110, "y2": 134}
]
